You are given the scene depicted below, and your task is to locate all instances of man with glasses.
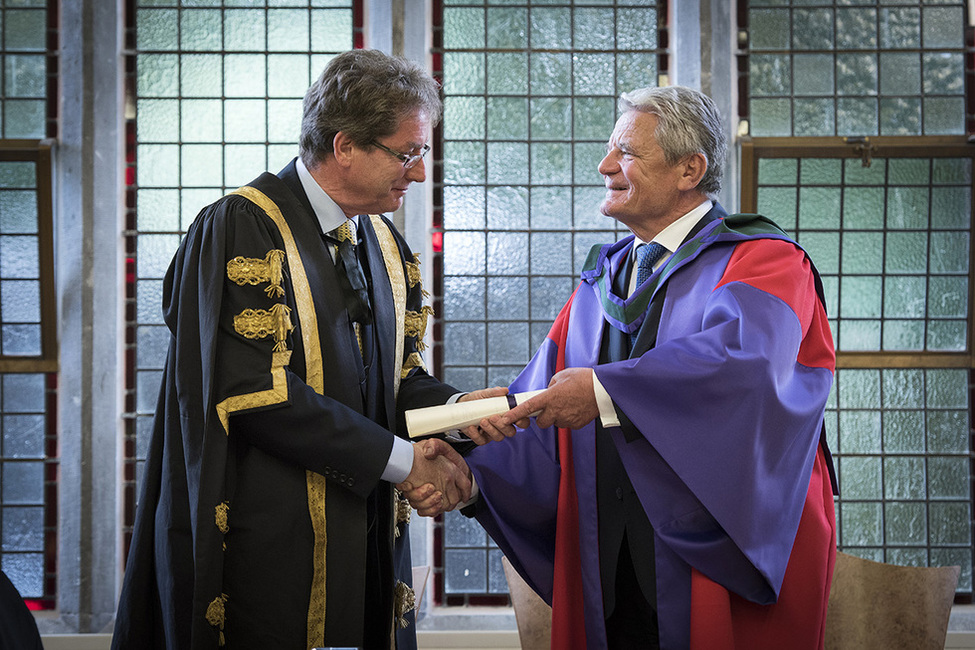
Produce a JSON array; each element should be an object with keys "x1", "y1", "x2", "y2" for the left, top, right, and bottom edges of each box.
[{"x1": 112, "y1": 49, "x2": 501, "y2": 650}]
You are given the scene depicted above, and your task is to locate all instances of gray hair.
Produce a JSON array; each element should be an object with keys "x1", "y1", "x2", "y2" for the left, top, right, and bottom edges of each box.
[
  {"x1": 619, "y1": 86, "x2": 726, "y2": 198},
  {"x1": 299, "y1": 49, "x2": 443, "y2": 168}
]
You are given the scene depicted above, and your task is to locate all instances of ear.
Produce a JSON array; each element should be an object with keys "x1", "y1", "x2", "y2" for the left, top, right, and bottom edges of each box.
[
  {"x1": 331, "y1": 131, "x2": 357, "y2": 168},
  {"x1": 676, "y1": 152, "x2": 708, "y2": 192}
]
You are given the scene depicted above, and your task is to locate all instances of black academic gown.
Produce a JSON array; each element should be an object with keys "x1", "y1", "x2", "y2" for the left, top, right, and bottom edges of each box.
[{"x1": 112, "y1": 159, "x2": 456, "y2": 650}]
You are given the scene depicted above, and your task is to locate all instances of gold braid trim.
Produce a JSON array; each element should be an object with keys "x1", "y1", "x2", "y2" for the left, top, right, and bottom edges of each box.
[
  {"x1": 226, "y1": 249, "x2": 286, "y2": 298},
  {"x1": 394, "y1": 581, "x2": 416, "y2": 629},
  {"x1": 400, "y1": 352, "x2": 425, "y2": 379},
  {"x1": 405, "y1": 253, "x2": 421, "y2": 288},
  {"x1": 215, "y1": 501, "x2": 230, "y2": 534},
  {"x1": 233, "y1": 303, "x2": 294, "y2": 352},
  {"x1": 404, "y1": 306, "x2": 434, "y2": 352},
  {"x1": 393, "y1": 488, "x2": 412, "y2": 538},
  {"x1": 206, "y1": 594, "x2": 229, "y2": 646},
  {"x1": 368, "y1": 216, "x2": 407, "y2": 399},
  {"x1": 231, "y1": 186, "x2": 326, "y2": 649}
]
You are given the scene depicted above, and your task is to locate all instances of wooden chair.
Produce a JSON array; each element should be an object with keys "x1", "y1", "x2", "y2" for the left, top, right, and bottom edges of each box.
[
  {"x1": 502, "y1": 556, "x2": 552, "y2": 650},
  {"x1": 825, "y1": 550, "x2": 959, "y2": 650}
]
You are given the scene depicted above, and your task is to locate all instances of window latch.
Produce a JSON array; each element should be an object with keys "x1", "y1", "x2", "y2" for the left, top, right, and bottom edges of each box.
[{"x1": 843, "y1": 136, "x2": 874, "y2": 168}]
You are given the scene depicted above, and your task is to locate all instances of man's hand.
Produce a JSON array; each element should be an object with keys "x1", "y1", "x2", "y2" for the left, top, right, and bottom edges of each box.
[
  {"x1": 397, "y1": 438, "x2": 472, "y2": 516},
  {"x1": 456, "y1": 386, "x2": 509, "y2": 403}
]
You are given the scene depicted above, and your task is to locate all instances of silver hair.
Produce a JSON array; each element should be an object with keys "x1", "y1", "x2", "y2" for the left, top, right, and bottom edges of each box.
[
  {"x1": 299, "y1": 49, "x2": 443, "y2": 169},
  {"x1": 618, "y1": 86, "x2": 726, "y2": 198}
]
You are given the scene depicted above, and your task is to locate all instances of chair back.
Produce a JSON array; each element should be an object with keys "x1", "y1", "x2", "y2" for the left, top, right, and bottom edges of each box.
[
  {"x1": 825, "y1": 550, "x2": 959, "y2": 650},
  {"x1": 502, "y1": 555, "x2": 552, "y2": 650}
]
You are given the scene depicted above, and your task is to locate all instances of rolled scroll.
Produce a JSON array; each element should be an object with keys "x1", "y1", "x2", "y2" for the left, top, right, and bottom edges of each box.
[{"x1": 405, "y1": 390, "x2": 546, "y2": 439}]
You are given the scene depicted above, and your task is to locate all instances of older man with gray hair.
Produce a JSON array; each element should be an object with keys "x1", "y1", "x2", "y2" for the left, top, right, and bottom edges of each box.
[{"x1": 419, "y1": 85, "x2": 838, "y2": 649}]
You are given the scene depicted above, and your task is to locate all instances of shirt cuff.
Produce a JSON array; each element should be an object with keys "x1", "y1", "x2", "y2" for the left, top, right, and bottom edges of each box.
[
  {"x1": 382, "y1": 436, "x2": 415, "y2": 484},
  {"x1": 459, "y1": 474, "x2": 480, "y2": 509},
  {"x1": 592, "y1": 369, "x2": 621, "y2": 428}
]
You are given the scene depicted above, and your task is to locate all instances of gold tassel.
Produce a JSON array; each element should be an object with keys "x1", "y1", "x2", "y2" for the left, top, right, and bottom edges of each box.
[
  {"x1": 394, "y1": 581, "x2": 416, "y2": 629},
  {"x1": 206, "y1": 594, "x2": 229, "y2": 646},
  {"x1": 270, "y1": 303, "x2": 294, "y2": 352},
  {"x1": 265, "y1": 249, "x2": 286, "y2": 298},
  {"x1": 404, "y1": 306, "x2": 434, "y2": 352},
  {"x1": 214, "y1": 502, "x2": 230, "y2": 534}
]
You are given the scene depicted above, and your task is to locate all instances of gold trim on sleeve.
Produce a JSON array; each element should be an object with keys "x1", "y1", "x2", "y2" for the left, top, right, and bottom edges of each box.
[
  {"x1": 400, "y1": 351, "x2": 426, "y2": 379},
  {"x1": 232, "y1": 303, "x2": 294, "y2": 352},
  {"x1": 226, "y1": 249, "x2": 286, "y2": 298},
  {"x1": 394, "y1": 581, "x2": 416, "y2": 629},
  {"x1": 404, "y1": 306, "x2": 434, "y2": 352},
  {"x1": 231, "y1": 185, "x2": 327, "y2": 650},
  {"x1": 368, "y1": 215, "x2": 407, "y2": 398}
]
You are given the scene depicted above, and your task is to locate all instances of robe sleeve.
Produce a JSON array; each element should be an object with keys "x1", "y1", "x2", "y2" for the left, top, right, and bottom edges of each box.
[{"x1": 595, "y1": 238, "x2": 834, "y2": 602}]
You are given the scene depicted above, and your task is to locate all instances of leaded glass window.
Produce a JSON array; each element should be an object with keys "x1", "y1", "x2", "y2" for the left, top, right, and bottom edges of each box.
[
  {"x1": 124, "y1": 0, "x2": 358, "y2": 551},
  {"x1": 434, "y1": 0, "x2": 667, "y2": 603},
  {"x1": 742, "y1": 0, "x2": 972, "y2": 597}
]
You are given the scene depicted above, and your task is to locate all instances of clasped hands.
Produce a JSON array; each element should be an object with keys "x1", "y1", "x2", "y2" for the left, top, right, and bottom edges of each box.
[{"x1": 398, "y1": 369, "x2": 600, "y2": 516}]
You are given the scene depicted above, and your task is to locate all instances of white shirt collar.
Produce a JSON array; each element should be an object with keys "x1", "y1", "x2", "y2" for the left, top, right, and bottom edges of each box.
[
  {"x1": 632, "y1": 200, "x2": 713, "y2": 254},
  {"x1": 295, "y1": 157, "x2": 357, "y2": 234}
]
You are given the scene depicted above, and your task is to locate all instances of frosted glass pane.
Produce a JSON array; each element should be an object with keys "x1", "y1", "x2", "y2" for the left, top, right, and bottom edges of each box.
[
  {"x1": 758, "y1": 158, "x2": 797, "y2": 185},
  {"x1": 885, "y1": 502, "x2": 926, "y2": 546},
  {"x1": 839, "y1": 320, "x2": 881, "y2": 351},
  {"x1": 793, "y1": 8, "x2": 833, "y2": 50},
  {"x1": 2, "y1": 461, "x2": 42, "y2": 504},
  {"x1": 0, "y1": 236, "x2": 37, "y2": 278},
  {"x1": 489, "y1": 549, "x2": 508, "y2": 594},
  {"x1": 573, "y1": 54, "x2": 614, "y2": 95},
  {"x1": 573, "y1": 8, "x2": 613, "y2": 50},
  {"x1": 224, "y1": 145, "x2": 265, "y2": 185},
  {"x1": 444, "y1": 8, "x2": 484, "y2": 49},
  {"x1": 884, "y1": 457, "x2": 925, "y2": 499},
  {"x1": 443, "y1": 276, "x2": 485, "y2": 321},
  {"x1": 924, "y1": 97, "x2": 965, "y2": 136},
  {"x1": 836, "y1": 53, "x2": 877, "y2": 96},
  {"x1": 488, "y1": 322, "x2": 529, "y2": 364},
  {"x1": 138, "y1": 54, "x2": 179, "y2": 97},
  {"x1": 4, "y1": 55, "x2": 45, "y2": 98},
  {"x1": 486, "y1": 277, "x2": 527, "y2": 321},
  {"x1": 879, "y1": 7, "x2": 920, "y2": 49},
  {"x1": 224, "y1": 9, "x2": 266, "y2": 51},
  {"x1": 487, "y1": 232, "x2": 528, "y2": 275},
  {"x1": 572, "y1": 142, "x2": 603, "y2": 186},
  {"x1": 929, "y1": 503, "x2": 969, "y2": 546},
  {"x1": 3, "y1": 553, "x2": 42, "y2": 598},
  {"x1": 880, "y1": 97, "x2": 921, "y2": 136},
  {"x1": 137, "y1": 9, "x2": 178, "y2": 50},
  {"x1": 487, "y1": 142, "x2": 527, "y2": 185},
  {"x1": 264, "y1": 100, "x2": 300, "y2": 144},
  {"x1": 1, "y1": 324, "x2": 39, "y2": 355},
  {"x1": 883, "y1": 276, "x2": 925, "y2": 318},
  {"x1": 444, "y1": 509, "x2": 486, "y2": 547},
  {"x1": 443, "y1": 186, "x2": 485, "y2": 229},
  {"x1": 443, "y1": 322, "x2": 485, "y2": 366},
  {"x1": 750, "y1": 54, "x2": 791, "y2": 96},
  {"x1": 181, "y1": 99, "x2": 223, "y2": 142},
  {"x1": 2, "y1": 506, "x2": 44, "y2": 551},
  {"x1": 927, "y1": 320, "x2": 966, "y2": 351},
  {"x1": 444, "y1": 97, "x2": 485, "y2": 141},
  {"x1": 181, "y1": 54, "x2": 223, "y2": 97},
  {"x1": 836, "y1": 8, "x2": 877, "y2": 50},
  {"x1": 530, "y1": 232, "x2": 572, "y2": 275},
  {"x1": 531, "y1": 98, "x2": 572, "y2": 140},
  {"x1": 883, "y1": 320, "x2": 924, "y2": 351},
  {"x1": 531, "y1": 52, "x2": 570, "y2": 96},
  {"x1": 180, "y1": 144, "x2": 224, "y2": 187},
  {"x1": 796, "y1": 232, "x2": 838, "y2": 275},
  {"x1": 882, "y1": 411, "x2": 924, "y2": 453},
  {"x1": 443, "y1": 231, "x2": 485, "y2": 275},
  {"x1": 445, "y1": 549, "x2": 486, "y2": 593},
  {"x1": 794, "y1": 55, "x2": 833, "y2": 96},
  {"x1": 137, "y1": 99, "x2": 179, "y2": 142},
  {"x1": 923, "y1": 53, "x2": 964, "y2": 95},
  {"x1": 617, "y1": 8, "x2": 656, "y2": 51},
  {"x1": 880, "y1": 53, "x2": 921, "y2": 96},
  {"x1": 794, "y1": 98, "x2": 834, "y2": 136},
  {"x1": 922, "y1": 7, "x2": 962, "y2": 49},
  {"x1": 486, "y1": 97, "x2": 527, "y2": 140},
  {"x1": 5, "y1": 10, "x2": 45, "y2": 51},
  {"x1": 268, "y1": 55, "x2": 311, "y2": 98},
  {"x1": 837, "y1": 98, "x2": 879, "y2": 137},
  {"x1": 749, "y1": 9, "x2": 790, "y2": 50},
  {"x1": 757, "y1": 188, "x2": 796, "y2": 231},
  {"x1": 1, "y1": 280, "x2": 40, "y2": 321},
  {"x1": 885, "y1": 232, "x2": 927, "y2": 275},
  {"x1": 929, "y1": 231, "x2": 968, "y2": 274},
  {"x1": 928, "y1": 459, "x2": 969, "y2": 501},
  {"x1": 926, "y1": 369, "x2": 967, "y2": 409},
  {"x1": 841, "y1": 232, "x2": 882, "y2": 274},
  {"x1": 268, "y1": 9, "x2": 308, "y2": 51},
  {"x1": 137, "y1": 280, "x2": 165, "y2": 325},
  {"x1": 0, "y1": 190, "x2": 37, "y2": 233},
  {"x1": 532, "y1": 143, "x2": 571, "y2": 185},
  {"x1": 616, "y1": 54, "x2": 657, "y2": 95},
  {"x1": 926, "y1": 411, "x2": 968, "y2": 453},
  {"x1": 839, "y1": 456, "x2": 881, "y2": 499},
  {"x1": 530, "y1": 8, "x2": 569, "y2": 50},
  {"x1": 224, "y1": 54, "x2": 265, "y2": 97},
  {"x1": 886, "y1": 187, "x2": 928, "y2": 229},
  {"x1": 839, "y1": 410, "x2": 882, "y2": 453},
  {"x1": 840, "y1": 276, "x2": 882, "y2": 318},
  {"x1": 843, "y1": 187, "x2": 884, "y2": 229},
  {"x1": 932, "y1": 158, "x2": 970, "y2": 186},
  {"x1": 928, "y1": 276, "x2": 967, "y2": 318},
  {"x1": 840, "y1": 502, "x2": 883, "y2": 546},
  {"x1": 2, "y1": 374, "x2": 44, "y2": 412},
  {"x1": 530, "y1": 187, "x2": 571, "y2": 230},
  {"x1": 310, "y1": 9, "x2": 352, "y2": 52},
  {"x1": 801, "y1": 158, "x2": 841, "y2": 186},
  {"x1": 486, "y1": 186, "x2": 528, "y2": 230},
  {"x1": 443, "y1": 53, "x2": 485, "y2": 95},
  {"x1": 180, "y1": 9, "x2": 221, "y2": 51},
  {"x1": 137, "y1": 234, "x2": 181, "y2": 279},
  {"x1": 531, "y1": 276, "x2": 574, "y2": 321},
  {"x1": 838, "y1": 369, "x2": 881, "y2": 409},
  {"x1": 573, "y1": 188, "x2": 608, "y2": 229},
  {"x1": 224, "y1": 99, "x2": 265, "y2": 143},
  {"x1": 443, "y1": 142, "x2": 485, "y2": 185},
  {"x1": 443, "y1": 368, "x2": 486, "y2": 393},
  {"x1": 798, "y1": 187, "x2": 841, "y2": 229},
  {"x1": 487, "y1": 8, "x2": 526, "y2": 49},
  {"x1": 2, "y1": 414, "x2": 44, "y2": 458}
]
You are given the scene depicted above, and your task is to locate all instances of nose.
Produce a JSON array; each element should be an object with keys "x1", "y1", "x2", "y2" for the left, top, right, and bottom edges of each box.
[
  {"x1": 406, "y1": 157, "x2": 427, "y2": 183},
  {"x1": 598, "y1": 149, "x2": 619, "y2": 176}
]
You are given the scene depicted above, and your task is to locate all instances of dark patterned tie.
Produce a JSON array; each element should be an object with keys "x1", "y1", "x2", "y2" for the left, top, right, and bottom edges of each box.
[
  {"x1": 635, "y1": 241, "x2": 668, "y2": 288},
  {"x1": 330, "y1": 218, "x2": 372, "y2": 327}
]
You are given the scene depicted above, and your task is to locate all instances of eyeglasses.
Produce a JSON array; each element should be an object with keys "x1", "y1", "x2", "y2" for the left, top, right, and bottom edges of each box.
[{"x1": 370, "y1": 141, "x2": 431, "y2": 169}]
